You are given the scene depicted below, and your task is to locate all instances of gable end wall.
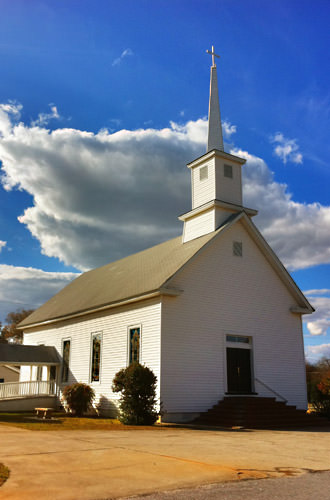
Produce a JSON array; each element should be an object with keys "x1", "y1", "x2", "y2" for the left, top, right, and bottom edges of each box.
[{"x1": 161, "y1": 221, "x2": 307, "y2": 416}]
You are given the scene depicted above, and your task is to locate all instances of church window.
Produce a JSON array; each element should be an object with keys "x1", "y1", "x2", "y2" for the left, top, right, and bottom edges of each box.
[
  {"x1": 224, "y1": 164, "x2": 233, "y2": 178},
  {"x1": 226, "y1": 335, "x2": 250, "y2": 344},
  {"x1": 61, "y1": 339, "x2": 71, "y2": 383},
  {"x1": 233, "y1": 241, "x2": 242, "y2": 256},
  {"x1": 199, "y1": 165, "x2": 208, "y2": 181},
  {"x1": 91, "y1": 332, "x2": 102, "y2": 382},
  {"x1": 129, "y1": 327, "x2": 141, "y2": 364}
]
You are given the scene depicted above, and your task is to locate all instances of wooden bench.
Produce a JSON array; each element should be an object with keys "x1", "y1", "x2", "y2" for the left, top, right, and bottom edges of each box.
[{"x1": 35, "y1": 407, "x2": 53, "y2": 419}]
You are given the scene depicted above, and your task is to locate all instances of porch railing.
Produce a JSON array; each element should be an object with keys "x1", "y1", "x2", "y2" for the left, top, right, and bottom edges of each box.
[
  {"x1": 0, "y1": 380, "x2": 56, "y2": 400},
  {"x1": 255, "y1": 377, "x2": 288, "y2": 403}
]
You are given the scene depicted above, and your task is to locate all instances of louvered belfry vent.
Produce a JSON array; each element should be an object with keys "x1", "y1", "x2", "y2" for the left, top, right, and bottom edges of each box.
[
  {"x1": 233, "y1": 241, "x2": 243, "y2": 256},
  {"x1": 224, "y1": 164, "x2": 233, "y2": 178},
  {"x1": 199, "y1": 165, "x2": 208, "y2": 181}
]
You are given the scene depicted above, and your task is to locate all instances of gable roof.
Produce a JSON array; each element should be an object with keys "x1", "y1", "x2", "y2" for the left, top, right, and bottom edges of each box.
[
  {"x1": 19, "y1": 216, "x2": 239, "y2": 329},
  {"x1": 0, "y1": 344, "x2": 60, "y2": 365},
  {"x1": 19, "y1": 210, "x2": 313, "y2": 329}
]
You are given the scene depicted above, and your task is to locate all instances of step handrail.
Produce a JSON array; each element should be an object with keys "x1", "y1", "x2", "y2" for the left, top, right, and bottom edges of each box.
[{"x1": 255, "y1": 377, "x2": 288, "y2": 403}]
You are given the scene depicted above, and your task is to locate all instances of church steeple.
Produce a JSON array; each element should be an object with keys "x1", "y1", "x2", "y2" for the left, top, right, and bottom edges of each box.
[
  {"x1": 178, "y1": 47, "x2": 257, "y2": 243},
  {"x1": 206, "y1": 46, "x2": 224, "y2": 152}
]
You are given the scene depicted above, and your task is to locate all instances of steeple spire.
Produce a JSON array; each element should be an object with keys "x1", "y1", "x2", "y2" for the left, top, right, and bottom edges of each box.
[{"x1": 206, "y1": 45, "x2": 224, "y2": 152}]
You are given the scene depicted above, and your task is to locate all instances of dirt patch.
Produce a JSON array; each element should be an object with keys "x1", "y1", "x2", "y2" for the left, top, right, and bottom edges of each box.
[{"x1": 0, "y1": 463, "x2": 9, "y2": 487}]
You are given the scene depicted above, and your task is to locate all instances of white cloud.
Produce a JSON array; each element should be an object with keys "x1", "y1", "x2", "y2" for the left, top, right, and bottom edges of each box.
[
  {"x1": 0, "y1": 265, "x2": 78, "y2": 321},
  {"x1": 271, "y1": 132, "x2": 303, "y2": 164},
  {"x1": 305, "y1": 344, "x2": 330, "y2": 362},
  {"x1": 303, "y1": 293, "x2": 330, "y2": 337},
  {"x1": 235, "y1": 149, "x2": 330, "y2": 270},
  {"x1": 0, "y1": 102, "x2": 22, "y2": 137},
  {"x1": 0, "y1": 106, "x2": 330, "y2": 273},
  {"x1": 304, "y1": 289, "x2": 330, "y2": 296},
  {"x1": 0, "y1": 241, "x2": 6, "y2": 252},
  {"x1": 112, "y1": 48, "x2": 133, "y2": 67},
  {"x1": 222, "y1": 120, "x2": 237, "y2": 139},
  {"x1": 31, "y1": 104, "x2": 60, "y2": 127}
]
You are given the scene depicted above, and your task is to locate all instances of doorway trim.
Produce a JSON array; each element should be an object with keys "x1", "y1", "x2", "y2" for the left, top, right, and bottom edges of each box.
[{"x1": 225, "y1": 334, "x2": 255, "y2": 394}]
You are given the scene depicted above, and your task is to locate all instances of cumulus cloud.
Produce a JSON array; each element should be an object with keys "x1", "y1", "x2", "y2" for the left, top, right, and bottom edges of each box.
[
  {"x1": 31, "y1": 104, "x2": 60, "y2": 126},
  {"x1": 112, "y1": 48, "x2": 133, "y2": 67},
  {"x1": 0, "y1": 240, "x2": 6, "y2": 252},
  {"x1": 303, "y1": 291, "x2": 330, "y2": 337},
  {"x1": 305, "y1": 343, "x2": 330, "y2": 362},
  {"x1": 222, "y1": 120, "x2": 237, "y2": 139},
  {"x1": 236, "y1": 149, "x2": 330, "y2": 270},
  {"x1": 271, "y1": 132, "x2": 303, "y2": 164},
  {"x1": 0, "y1": 102, "x2": 22, "y2": 137},
  {"x1": 0, "y1": 264, "x2": 78, "y2": 321},
  {"x1": 0, "y1": 105, "x2": 330, "y2": 273}
]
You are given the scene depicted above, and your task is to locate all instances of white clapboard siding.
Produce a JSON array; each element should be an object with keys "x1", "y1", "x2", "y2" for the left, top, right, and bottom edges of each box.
[
  {"x1": 22, "y1": 298, "x2": 161, "y2": 415},
  {"x1": 161, "y1": 220, "x2": 307, "y2": 415},
  {"x1": 214, "y1": 157, "x2": 242, "y2": 206},
  {"x1": 192, "y1": 161, "x2": 215, "y2": 209},
  {"x1": 183, "y1": 209, "x2": 215, "y2": 242}
]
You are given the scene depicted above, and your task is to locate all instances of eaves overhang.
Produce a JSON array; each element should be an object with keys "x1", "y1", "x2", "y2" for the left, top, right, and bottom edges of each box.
[
  {"x1": 239, "y1": 214, "x2": 314, "y2": 313},
  {"x1": 0, "y1": 344, "x2": 60, "y2": 365},
  {"x1": 19, "y1": 286, "x2": 182, "y2": 330},
  {"x1": 178, "y1": 199, "x2": 258, "y2": 221},
  {"x1": 187, "y1": 149, "x2": 246, "y2": 169}
]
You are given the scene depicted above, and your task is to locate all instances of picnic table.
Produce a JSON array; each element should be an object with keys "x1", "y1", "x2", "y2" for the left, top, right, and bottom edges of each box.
[{"x1": 35, "y1": 407, "x2": 53, "y2": 419}]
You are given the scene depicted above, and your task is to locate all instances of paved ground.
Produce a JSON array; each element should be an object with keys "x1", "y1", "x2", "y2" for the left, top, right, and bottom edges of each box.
[
  {"x1": 124, "y1": 471, "x2": 330, "y2": 500},
  {"x1": 0, "y1": 424, "x2": 329, "y2": 499}
]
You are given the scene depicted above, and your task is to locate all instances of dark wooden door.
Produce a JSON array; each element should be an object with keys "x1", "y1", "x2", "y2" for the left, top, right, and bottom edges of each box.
[{"x1": 226, "y1": 347, "x2": 252, "y2": 394}]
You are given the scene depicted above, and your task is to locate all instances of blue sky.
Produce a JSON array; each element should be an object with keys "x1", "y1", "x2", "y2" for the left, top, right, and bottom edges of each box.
[{"x1": 0, "y1": 0, "x2": 329, "y2": 361}]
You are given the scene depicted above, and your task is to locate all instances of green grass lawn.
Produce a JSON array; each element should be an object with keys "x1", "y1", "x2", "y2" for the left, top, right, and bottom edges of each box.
[
  {"x1": 0, "y1": 412, "x2": 123, "y2": 431},
  {"x1": 0, "y1": 412, "x2": 165, "y2": 431}
]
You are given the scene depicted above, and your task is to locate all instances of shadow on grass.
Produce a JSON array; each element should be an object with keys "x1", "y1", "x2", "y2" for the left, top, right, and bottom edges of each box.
[{"x1": 0, "y1": 412, "x2": 62, "y2": 423}]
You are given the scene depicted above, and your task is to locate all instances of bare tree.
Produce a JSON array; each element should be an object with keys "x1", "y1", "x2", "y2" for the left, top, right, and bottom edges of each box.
[{"x1": 0, "y1": 309, "x2": 34, "y2": 344}]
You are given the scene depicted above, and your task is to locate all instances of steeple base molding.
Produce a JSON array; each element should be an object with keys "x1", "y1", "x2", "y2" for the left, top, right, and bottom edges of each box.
[{"x1": 179, "y1": 199, "x2": 258, "y2": 243}]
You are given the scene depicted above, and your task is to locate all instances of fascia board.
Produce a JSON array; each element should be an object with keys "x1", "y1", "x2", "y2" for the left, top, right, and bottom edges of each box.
[
  {"x1": 19, "y1": 288, "x2": 181, "y2": 330},
  {"x1": 239, "y1": 214, "x2": 314, "y2": 312},
  {"x1": 178, "y1": 200, "x2": 257, "y2": 221},
  {"x1": 290, "y1": 306, "x2": 314, "y2": 315},
  {"x1": 187, "y1": 149, "x2": 246, "y2": 168}
]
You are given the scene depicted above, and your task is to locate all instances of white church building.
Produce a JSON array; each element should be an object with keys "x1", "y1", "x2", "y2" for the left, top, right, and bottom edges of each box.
[{"x1": 17, "y1": 47, "x2": 314, "y2": 423}]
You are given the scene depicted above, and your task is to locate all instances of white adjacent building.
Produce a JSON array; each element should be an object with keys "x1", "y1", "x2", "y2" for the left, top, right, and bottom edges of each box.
[{"x1": 18, "y1": 47, "x2": 313, "y2": 422}]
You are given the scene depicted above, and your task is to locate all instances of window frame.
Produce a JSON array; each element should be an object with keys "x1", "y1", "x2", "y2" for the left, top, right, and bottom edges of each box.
[
  {"x1": 127, "y1": 325, "x2": 142, "y2": 365},
  {"x1": 90, "y1": 331, "x2": 103, "y2": 384},
  {"x1": 61, "y1": 338, "x2": 71, "y2": 384}
]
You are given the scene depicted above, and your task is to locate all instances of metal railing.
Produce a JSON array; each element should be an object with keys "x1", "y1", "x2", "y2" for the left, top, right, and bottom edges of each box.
[
  {"x1": 255, "y1": 377, "x2": 288, "y2": 403},
  {"x1": 0, "y1": 380, "x2": 56, "y2": 400}
]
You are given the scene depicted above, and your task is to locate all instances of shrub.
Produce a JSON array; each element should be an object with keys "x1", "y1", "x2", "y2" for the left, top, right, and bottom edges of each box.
[
  {"x1": 62, "y1": 383, "x2": 95, "y2": 417},
  {"x1": 306, "y1": 360, "x2": 330, "y2": 418},
  {"x1": 316, "y1": 372, "x2": 330, "y2": 418},
  {"x1": 112, "y1": 363, "x2": 158, "y2": 425}
]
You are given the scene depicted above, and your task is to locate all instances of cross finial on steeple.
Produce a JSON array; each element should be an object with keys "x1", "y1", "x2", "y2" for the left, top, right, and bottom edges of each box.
[
  {"x1": 206, "y1": 45, "x2": 220, "y2": 67},
  {"x1": 206, "y1": 45, "x2": 224, "y2": 152}
]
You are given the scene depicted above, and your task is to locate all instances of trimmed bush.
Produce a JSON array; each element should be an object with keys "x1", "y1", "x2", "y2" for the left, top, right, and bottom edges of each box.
[
  {"x1": 62, "y1": 383, "x2": 95, "y2": 417},
  {"x1": 112, "y1": 363, "x2": 158, "y2": 425},
  {"x1": 316, "y1": 372, "x2": 330, "y2": 418}
]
